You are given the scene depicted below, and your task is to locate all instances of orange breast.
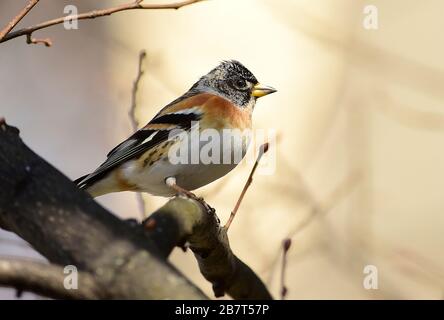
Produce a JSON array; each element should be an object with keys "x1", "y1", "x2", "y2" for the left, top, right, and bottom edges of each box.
[{"x1": 200, "y1": 95, "x2": 252, "y2": 131}]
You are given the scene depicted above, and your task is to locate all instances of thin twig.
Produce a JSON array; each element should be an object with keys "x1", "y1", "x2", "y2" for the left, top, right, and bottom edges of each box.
[
  {"x1": 263, "y1": 169, "x2": 361, "y2": 286},
  {"x1": 280, "y1": 238, "x2": 291, "y2": 300},
  {"x1": 129, "y1": 50, "x2": 148, "y2": 219},
  {"x1": 129, "y1": 50, "x2": 147, "y2": 130},
  {"x1": 0, "y1": 0, "x2": 40, "y2": 41},
  {"x1": 224, "y1": 143, "x2": 269, "y2": 231},
  {"x1": 0, "y1": 0, "x2": 205, "y2": 46},
  {"x1": 0, "y1": 236, "x2": 31, "y2": 249},
  {"x1": 0, "y1": 121, "x2": 208, "y2": 299},
  {"x1": 26, "y1": 33, "x2": 52, "y2": 47}
]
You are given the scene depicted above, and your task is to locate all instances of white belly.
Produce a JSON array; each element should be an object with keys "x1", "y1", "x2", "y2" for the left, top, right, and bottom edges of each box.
[{"x1": 122, "y1": 129, "x2": 251, "y2": 196}]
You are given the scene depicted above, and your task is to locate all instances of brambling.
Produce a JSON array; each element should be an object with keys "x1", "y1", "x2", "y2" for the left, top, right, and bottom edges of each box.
[{"x1": 76, "y1": 60, "x2": 276, "y2": 199}]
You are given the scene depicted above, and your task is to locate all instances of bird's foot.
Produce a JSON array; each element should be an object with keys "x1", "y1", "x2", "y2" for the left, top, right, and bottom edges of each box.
[{"x1": 165, "y1": 177, "x2": 216, "y2": 215}]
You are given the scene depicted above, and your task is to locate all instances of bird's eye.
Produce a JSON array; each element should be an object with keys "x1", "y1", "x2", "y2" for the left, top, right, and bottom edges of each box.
[{"x1": 232, "y1": 78, "x2": 248, "y2": 90}]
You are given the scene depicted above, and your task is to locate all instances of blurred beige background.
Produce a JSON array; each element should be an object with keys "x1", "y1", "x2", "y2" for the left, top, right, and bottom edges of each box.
[{"x1": 1, "y1": 0, "x2": 444, "y2": 299}]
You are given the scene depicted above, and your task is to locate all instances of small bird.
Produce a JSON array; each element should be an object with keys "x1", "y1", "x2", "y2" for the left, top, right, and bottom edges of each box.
[{"x1": 76, "y1": 60, "x2": 276, "y2": 199}]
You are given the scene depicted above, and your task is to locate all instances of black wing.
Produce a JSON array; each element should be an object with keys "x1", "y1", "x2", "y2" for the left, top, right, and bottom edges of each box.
[{"x1": 76, "y1": 104, "x2": 202, "y2": 190}]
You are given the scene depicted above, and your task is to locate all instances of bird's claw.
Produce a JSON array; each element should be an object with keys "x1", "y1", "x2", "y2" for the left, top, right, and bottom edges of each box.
[{"x1": 176, "y1": 192, "x2": 215, "y2": 216}]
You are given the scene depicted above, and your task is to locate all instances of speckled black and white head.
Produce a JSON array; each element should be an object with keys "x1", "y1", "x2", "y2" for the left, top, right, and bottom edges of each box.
[{"x1": 190, "y1": 60, "x2": 276, "y2": 108}]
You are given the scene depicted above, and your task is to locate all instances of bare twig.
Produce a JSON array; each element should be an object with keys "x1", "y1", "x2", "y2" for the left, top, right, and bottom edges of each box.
[
  {"x1": 0, "y1": 0, "x2": 205, "y2": 46},
  {"x1": 0, "y1": 0, "x2": 40, "y2": 41},
  {"x1": 129, "y1": 50, "x2": 148, "y2": 219},
  {"x1": 289, "y1": 170, "x2": 362, "y2": 238},
  {"x1": 280, "y1": 238, "x2": 291, "y2": 300},
  {"x1": 26, "y1": 33, "x2": 52, "y2": 47},
  {"x1": 224, "y1": 143, "x2": 269, "y2": 231},
  {"x1": 0, "y1": 258, "x2": 101, "y2": 299}
]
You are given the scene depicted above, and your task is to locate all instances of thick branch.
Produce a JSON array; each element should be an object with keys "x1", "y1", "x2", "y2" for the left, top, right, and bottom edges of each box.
[
  {"x1": 0, "y1": 119, "x2": 206, "y2": 299},
  {"x1": 129, "y1": 50, "x2": 147, "y2": 131},
  {"x1": 0, "y1": 258, "x2": 101, "y2": 299},
  {"x1": 129, "y1": 50, "x2": 148, "y2": 219},
  {"x1": 145, "y1": 198, "x2": 273, "y2": 300},
  {"x1": 0, "y1": 0, "x2": 205, "y2": 45}
]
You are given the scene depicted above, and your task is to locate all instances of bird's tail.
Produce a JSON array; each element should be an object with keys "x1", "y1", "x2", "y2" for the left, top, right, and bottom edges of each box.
[
  {"x1": 74, "y1": 173, "x2": 117, "y2": 198},
  {"x1": 74, "y1": 174, "x2": 89, "y2": 188}
]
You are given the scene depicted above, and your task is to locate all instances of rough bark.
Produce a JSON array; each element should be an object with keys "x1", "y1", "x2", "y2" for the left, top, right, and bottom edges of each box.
[
  {"x1": 0, "y1": 120, "x2": 206, "y2": 299},
  {"x1": 0, "y1": 119, "x2": 272, "y2": 299}
]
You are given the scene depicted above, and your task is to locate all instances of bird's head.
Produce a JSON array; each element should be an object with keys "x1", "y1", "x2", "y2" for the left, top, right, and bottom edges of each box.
[{"x1": 192, "y1": 60, "x2": 276, "y2": 109}]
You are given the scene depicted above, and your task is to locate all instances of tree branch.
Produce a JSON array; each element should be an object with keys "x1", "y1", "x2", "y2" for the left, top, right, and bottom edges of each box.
[
  {"x1": 144, "y1": 198, "x2": 273, "y2": 299},
  {"x1": 0, "y1": 118, "x2": 271, "y2": 299},
  {"x1": 0, "y1": 0, "x2": 40, "y2": 41},
  {"x1": 0, "y1": 258, "x2": 101, "y2": 299},
  {"x1": 0, "y1": 118, "x2": 207, "y2": 299},
  {"x1": 129, "y1": 50, "x2": 147, "y2": 131},
  {"x1": 0, "y1": 0, "x2": 205, "y2": 46}
]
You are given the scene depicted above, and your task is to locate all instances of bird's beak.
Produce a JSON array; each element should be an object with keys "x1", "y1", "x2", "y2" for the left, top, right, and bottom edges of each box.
[{"x1": 252, "y1": 83, "x2": 277, "y2": 98}]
